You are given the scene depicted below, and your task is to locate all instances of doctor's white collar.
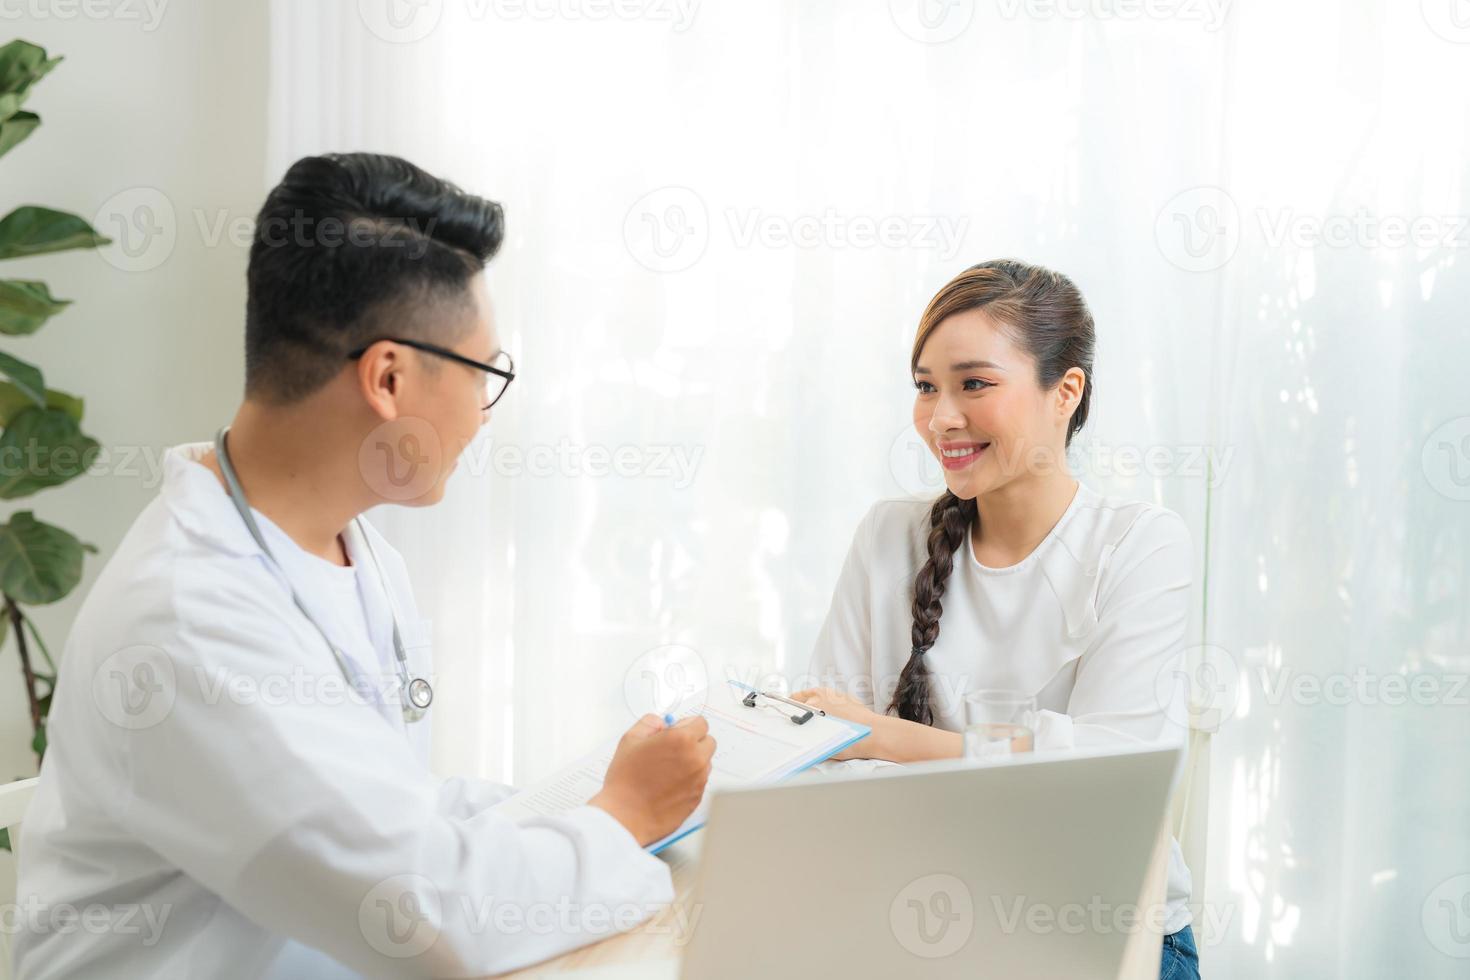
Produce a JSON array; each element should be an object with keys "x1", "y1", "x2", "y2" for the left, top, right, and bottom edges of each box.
[{"x1": 161, "y1": 440, "x2": 278, "y2": 559}]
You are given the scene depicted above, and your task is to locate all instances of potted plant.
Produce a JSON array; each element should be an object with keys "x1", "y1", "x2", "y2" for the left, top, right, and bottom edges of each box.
[{"x1": 0, "y1": 39, "x2": 110, "y2": 823}]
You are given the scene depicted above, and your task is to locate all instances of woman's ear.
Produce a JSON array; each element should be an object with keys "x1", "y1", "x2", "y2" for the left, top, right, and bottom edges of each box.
[{"x1": 1055, "y1": 366, "x2": 1086, "y2": 427}]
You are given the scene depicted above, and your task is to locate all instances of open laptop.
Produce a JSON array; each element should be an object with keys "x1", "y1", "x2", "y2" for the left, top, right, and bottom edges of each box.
[{"x1": 676, "y1": 743, "x2": 1181, "y2": 980}]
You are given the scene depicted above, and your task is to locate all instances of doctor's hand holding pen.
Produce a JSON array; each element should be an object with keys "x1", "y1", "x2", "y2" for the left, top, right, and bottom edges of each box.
[{"x1": 590, "y1": 714, "x2": 717, "y2": 846}]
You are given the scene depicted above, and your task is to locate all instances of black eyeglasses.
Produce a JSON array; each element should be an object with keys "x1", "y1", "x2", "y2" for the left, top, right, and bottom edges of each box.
[{"x1": 348, "y1": 337, "x2": 516, "y2": 410}]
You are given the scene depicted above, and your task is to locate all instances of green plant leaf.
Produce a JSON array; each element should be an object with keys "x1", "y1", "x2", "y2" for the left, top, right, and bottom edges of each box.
[
  {"x1": 30, "y1": 723, "x2": 46, "y2": 758},
  {"x1": 0, "y1": 41, "x2": 61, "y2": 120},
  {"x1": 0, "y1": 350, "x2": 45, "y2": 406},
  {"x1": 0, "y1": 826, "x2": 9, "y2": 851},
  {"x1": 0, "y1": 207, "x2": 110, "y2": 261},
  {"x1": 0, "y1": 511, "x2": 86, "y2": 604},
  {"x1": 0, "y1": 110, "x2": 39, "y2": 161},
  {"x1": 0, "y1": 383, "x2": 82, "y2": 426},
  {"x1": 0, "y1": 279, "x2": 70, "y2": 336},
  {"x1": 0, "y1": 406, "x2": 99, "y2": 498},
  {"x1": 0, "y1": 41, "x2": 58, "y2": 90}
]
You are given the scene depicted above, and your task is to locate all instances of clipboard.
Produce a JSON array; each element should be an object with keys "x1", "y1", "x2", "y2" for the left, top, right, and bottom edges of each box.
[{"x1": 494, "y1": 679, "x2": 871, "y2": 853}]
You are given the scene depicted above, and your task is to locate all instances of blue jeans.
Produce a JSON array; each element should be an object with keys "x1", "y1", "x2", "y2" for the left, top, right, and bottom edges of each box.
[{"x1": 1159, "y1": 924, "x2": 1200, "y2": 980}]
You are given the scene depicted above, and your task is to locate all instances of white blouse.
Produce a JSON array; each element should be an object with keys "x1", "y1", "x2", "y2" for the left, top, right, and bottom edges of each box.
[{"x1": 806, "y1": 482, "x2": 1196, "y2": 934}]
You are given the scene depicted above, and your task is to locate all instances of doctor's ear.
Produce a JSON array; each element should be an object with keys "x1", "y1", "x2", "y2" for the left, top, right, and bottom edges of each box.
[{"x1": 352, "y1": 341, "x2": 407, "y2": 421}]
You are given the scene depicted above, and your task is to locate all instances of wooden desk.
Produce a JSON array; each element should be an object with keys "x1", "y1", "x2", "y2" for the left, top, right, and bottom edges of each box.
[
  {"x1": 496, "y1": 839, "x2": 696, "y2": 978},
  {"x1": 496, "y1": 822, "x2": 1172, "y2": 979}
]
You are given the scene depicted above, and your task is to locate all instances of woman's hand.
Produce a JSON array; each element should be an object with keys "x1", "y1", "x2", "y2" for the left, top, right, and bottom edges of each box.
[
  {"x1": 792, "y1": 687, "x2": 965, "y2": 764},
  {"x1": 789, "y1": 687, "x2": 885, "y2": 760}
]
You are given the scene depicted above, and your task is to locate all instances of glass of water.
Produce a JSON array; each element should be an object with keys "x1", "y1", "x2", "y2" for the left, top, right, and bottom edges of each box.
[{"x1": 963, "y1": 689, "x2": 1037, "y2": 758}]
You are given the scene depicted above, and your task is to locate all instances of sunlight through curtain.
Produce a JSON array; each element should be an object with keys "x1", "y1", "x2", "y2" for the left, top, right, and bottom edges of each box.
[{"x1": 268, "y1": 2, "x2": 1470, "y2": 974}]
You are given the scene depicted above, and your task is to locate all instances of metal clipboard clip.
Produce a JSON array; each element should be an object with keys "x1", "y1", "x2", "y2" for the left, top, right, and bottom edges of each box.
[{"x1": 740, "y1": 688, "x2": 826, "y2": 725}]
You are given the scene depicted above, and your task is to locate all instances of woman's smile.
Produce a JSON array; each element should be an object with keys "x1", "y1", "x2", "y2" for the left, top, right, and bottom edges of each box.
[{"x1": 937, "y1": 439, "x2": 991, "y2": 470}]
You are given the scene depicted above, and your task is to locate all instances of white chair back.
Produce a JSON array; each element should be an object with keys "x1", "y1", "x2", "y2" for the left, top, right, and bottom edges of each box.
[
  {"x1": 0, "y1": 777, "x2": 40, "y2": 980},
  {"x1": 1169, "y1": 728, "x2": 1212, "y2": 935}
]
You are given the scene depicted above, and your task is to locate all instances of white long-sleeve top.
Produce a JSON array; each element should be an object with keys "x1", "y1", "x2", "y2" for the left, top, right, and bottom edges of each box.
[
  {"x1": 14, "y1": 443, "x2": 671, "y2": 978},
  {"x1": 806, "y1": 483, "x2": 1195, "y2": 935}
]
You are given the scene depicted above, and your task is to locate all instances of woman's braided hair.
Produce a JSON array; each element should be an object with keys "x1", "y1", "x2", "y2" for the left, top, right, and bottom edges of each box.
[{"x1": 886, "y1": 259, "x2": 1096, "y2": 725}]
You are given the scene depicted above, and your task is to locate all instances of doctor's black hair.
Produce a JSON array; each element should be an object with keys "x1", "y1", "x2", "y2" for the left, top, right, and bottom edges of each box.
[
  {"x1": 244, "y1": 152, "x2": 504, "y2": 403},
  {"x1": 887, "y1": 259, "x2": 1095, "y2": 727}
]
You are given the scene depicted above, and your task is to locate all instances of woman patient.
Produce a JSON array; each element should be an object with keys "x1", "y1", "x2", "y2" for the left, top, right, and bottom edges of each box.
[{"x1": 792, "y1": 258, "x2": 1202, "y2": 979}]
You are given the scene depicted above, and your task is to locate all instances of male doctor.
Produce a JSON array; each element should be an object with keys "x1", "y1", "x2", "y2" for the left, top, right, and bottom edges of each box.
[{"x1": 13, "y1": 153, "x2": 715, "y2": 978}]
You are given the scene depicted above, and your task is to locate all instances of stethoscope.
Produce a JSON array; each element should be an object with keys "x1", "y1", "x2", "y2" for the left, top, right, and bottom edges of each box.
[{"x1": 213, "y1": 426, "x2": 433, "y2": 725}]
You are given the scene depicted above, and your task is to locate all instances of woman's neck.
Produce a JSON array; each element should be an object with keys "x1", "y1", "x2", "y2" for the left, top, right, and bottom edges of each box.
[{"x1": 971, "y1": 471, "x2": 1080, "y2": 569}]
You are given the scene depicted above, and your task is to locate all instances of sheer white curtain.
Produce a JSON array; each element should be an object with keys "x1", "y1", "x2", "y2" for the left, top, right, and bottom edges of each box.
[
  {"x1": 1201, "y1": 3, "x2": 1470, "y2": 976},
  {"x1": 268, "y1": 2, "x2": 1469, "y2": 975}
]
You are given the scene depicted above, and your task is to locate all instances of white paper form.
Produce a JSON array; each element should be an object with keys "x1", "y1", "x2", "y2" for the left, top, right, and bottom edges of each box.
[{"x1": 492, "y1": 680, "x2": 870, "y2": 852}]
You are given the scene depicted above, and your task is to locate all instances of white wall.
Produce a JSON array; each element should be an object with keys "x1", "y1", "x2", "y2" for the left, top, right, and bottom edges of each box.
[{"x1": 0, "y1": 5, "x2": 268, "y2": 789}]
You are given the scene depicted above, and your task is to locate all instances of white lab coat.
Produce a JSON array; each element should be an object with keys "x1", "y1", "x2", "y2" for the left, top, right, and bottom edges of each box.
[{"x1": 13, "y1": 442, "x2": 671, "y2": 978}]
